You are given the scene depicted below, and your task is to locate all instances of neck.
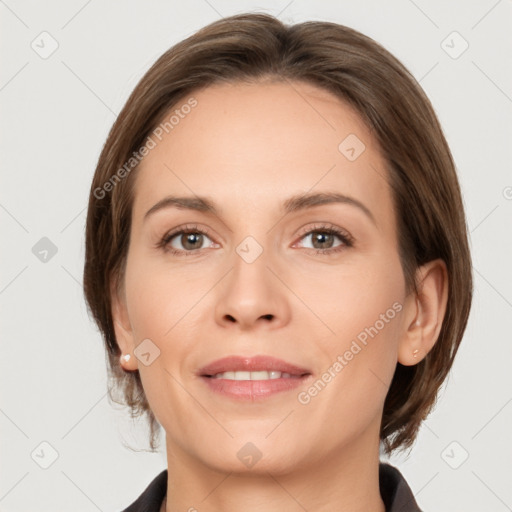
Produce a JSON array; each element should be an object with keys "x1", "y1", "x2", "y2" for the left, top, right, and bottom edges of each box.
[{"x1": 161, "y1": 429, "x2": 386, "y2": 512}]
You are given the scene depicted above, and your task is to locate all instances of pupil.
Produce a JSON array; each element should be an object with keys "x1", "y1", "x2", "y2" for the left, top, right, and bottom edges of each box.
[
  {"x1": 183, "y1": 233, "x2": 202, "y2": 250},
  {"x1": 314, "y1": 232, "x2": 332, "y2": 249}
]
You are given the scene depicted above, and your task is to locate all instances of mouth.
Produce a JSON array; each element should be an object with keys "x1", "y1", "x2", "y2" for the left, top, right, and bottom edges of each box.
[
  {"x1": 198, "y1": 354, "x2": 312, "y2": 378},
  {"x1": 204, "y1": 370, "x2": 306, "y2": 380},
  {"x1": 197, "y1": 355, "x2": 312, "y2": 400}
]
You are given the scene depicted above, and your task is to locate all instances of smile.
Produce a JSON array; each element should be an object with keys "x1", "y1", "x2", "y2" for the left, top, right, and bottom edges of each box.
[{"x1": 209, "y1": 370, "x2": 298, "y2": 380}]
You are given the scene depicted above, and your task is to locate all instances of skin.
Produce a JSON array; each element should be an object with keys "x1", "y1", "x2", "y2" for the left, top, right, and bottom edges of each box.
[{"x1": 112, "y1": 80, "x2": 448, "y2": 512}]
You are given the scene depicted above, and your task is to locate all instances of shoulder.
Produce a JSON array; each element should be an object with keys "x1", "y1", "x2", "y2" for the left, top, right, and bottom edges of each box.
[
  {"x1": 120, "y1": 469, "x2": 167, "y2": 512},
  {"x1": 379, "y1": 462, "x2": 423, "y2": 512}
]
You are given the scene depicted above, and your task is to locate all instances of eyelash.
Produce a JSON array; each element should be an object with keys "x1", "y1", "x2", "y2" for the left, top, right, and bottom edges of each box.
[{"x1": 157, "y1": 222, "x2": 354, "y2": 257}]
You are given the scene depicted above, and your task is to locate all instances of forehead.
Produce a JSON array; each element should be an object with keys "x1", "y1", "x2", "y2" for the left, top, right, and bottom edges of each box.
[{"x1": 132, "y1": 80, "x2": 392, "y2": 225}]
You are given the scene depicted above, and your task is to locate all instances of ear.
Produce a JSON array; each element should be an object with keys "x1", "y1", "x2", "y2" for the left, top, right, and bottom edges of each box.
[
  {"x1": 398, "y1": 259, "x2": 449, "y2": 366},
  {"x1": 110, "y1": 278, "x2": 138, "y2": 372}
]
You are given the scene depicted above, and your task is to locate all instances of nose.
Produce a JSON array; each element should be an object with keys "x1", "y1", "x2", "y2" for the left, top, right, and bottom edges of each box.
[{"x1": 214, "y1": 243, "x2": 291, "y2": 331}]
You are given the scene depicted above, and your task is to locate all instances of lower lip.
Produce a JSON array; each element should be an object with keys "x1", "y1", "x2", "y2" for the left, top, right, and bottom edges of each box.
[{"x1": 200, "y1": 375, "x2": 311, "y2": 400}]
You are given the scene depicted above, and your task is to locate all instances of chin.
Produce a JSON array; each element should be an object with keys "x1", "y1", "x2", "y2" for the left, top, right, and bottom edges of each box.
[{"x1": 190, "y1": 437, "x2": 303, "y2": 476}]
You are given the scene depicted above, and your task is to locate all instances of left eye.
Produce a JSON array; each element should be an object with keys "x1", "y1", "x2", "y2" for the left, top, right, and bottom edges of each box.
[{"x1": 297, "y1": 230, "x2": 346, "y2": 251}]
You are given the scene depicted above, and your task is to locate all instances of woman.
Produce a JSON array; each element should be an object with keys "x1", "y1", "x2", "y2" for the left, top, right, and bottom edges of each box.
[{"x1": 83, "y1": 12, "x2": 472, "y2": 512}]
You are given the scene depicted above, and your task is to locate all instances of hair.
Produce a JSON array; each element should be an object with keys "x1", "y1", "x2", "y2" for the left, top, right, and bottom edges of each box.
[{"x1": 83, "y1": 12, "x2": 472, "y2": 454}]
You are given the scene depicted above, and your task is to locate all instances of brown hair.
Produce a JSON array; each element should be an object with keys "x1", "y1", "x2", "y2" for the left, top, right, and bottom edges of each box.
[{"x1": 83, "y1": 12, "x2": 472, "y2": 453}]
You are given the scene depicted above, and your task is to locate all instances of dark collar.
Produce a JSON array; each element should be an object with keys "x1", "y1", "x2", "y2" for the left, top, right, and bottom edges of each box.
[
  {"x1": 379, "y1": 463, "x2": 423, "y2": 511},
  {"x1": 122, "y1": 462, "x2": 422, "y2": 511}
]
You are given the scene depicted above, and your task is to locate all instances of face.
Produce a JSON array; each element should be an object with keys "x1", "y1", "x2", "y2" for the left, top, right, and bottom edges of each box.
[{"x1": 113, "y1": 80, "x2": 413, "y2": 474}]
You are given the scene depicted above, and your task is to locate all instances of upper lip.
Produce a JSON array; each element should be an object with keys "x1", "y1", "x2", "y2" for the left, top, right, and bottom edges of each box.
[{"x1": 198, "y1": 355, "x2": 312, "y2": 377}]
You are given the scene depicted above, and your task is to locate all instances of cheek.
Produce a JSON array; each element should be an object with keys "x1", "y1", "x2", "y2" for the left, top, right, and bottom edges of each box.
[
  {"x1": 123, "y1": 255, "x2": 199, "y2": 429},
  {"x1": 124, "y1": 252, "x2": 204, "y2": 341},
  {"x1": 294, "y1": 300, "x2": 402, "y2": 454},
  {"x1": 301, "y1": 252, "x2": 404, "y2": 408},
  {"x1": 122, "y1": 253, "x2": 208, "y2": 411},
  {"x1": 314, "y1": 251, "x2": 405, "y2": 343}
]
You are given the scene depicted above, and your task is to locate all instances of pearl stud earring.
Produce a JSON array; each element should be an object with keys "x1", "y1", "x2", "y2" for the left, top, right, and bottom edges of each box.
[{"x1": 412, "y1": 349, "x2": 419, "y2": 358}]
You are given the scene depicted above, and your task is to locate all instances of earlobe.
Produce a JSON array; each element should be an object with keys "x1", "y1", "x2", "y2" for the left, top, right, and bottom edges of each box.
[
  {"x1": 398, "y1": 259, "x2": 449, "y2": 366},
  {"x1": 110, "y1": 279, "x2": 138, "y2": 371}
]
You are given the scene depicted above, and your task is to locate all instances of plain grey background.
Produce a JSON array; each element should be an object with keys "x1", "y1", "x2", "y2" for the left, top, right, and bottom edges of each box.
[{"x1": 1, "y1": 0, "x2": 511, "y2": 510}]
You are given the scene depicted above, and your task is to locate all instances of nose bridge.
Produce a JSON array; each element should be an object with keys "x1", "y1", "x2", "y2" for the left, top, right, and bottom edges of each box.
[
  {"x1": 215, "y1": 232, "x2": 290, "y2": 328},
  {"x1": 231, "y1": 233, "x2": 275, "y2": 305}
]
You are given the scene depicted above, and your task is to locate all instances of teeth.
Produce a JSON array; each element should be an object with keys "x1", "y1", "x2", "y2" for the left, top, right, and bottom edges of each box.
[{"x1": 213, "y1": 371, "x2": 294, "y2": 380}]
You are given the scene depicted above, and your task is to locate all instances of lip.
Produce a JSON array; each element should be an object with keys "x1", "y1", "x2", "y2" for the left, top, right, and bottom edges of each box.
[
  {"x1": 197, "y1": 355, "x2": 312, "y2": 401},
  {"x1": 198, "y1": 355, "x2": 311, "y2": 377}
]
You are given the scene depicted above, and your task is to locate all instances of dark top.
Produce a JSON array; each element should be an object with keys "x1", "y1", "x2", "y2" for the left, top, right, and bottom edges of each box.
[{"x1": 121, "y1": 462, "x2": 422, "y2": 511}]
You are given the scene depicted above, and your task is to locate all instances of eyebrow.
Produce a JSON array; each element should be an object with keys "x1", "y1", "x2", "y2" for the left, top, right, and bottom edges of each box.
[{"x1": 144, "y1": 191, "x2": 376, "y2": 226}]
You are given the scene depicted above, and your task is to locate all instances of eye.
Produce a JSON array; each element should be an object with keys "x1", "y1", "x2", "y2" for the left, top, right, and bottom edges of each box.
[
  {"x1": 157, "y1": 222, "x2": 354, "y2": 257},
  {"x1": 158, "y1": 224, "x2": 217, "y2": 256},
  {"x1": 294, "y1": 223, "x2": 354, "y2": 255}
]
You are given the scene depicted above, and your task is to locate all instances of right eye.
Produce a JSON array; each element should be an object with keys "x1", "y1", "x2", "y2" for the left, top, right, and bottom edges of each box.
[{"x1": 158, "y1": 224, "x2": 219, "y2": 256}]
